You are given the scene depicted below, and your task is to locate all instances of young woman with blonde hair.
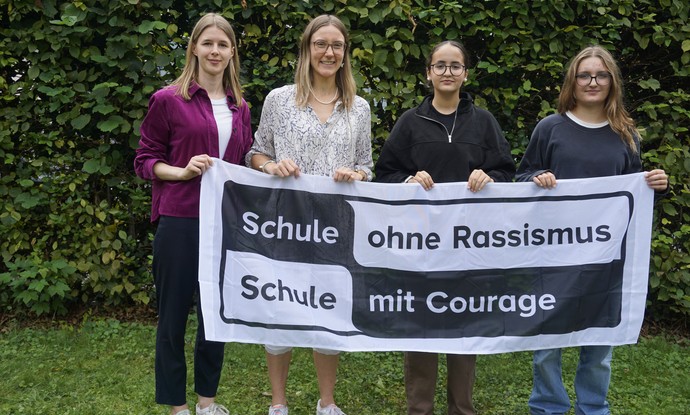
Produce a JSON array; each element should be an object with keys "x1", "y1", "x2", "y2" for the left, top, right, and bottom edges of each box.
[
  {"x1": 135, "y1": 12, "x2": 253, "y2": 415},
  {"x1": 248, "y1": 14, "x2": 373, "y2": 415}
]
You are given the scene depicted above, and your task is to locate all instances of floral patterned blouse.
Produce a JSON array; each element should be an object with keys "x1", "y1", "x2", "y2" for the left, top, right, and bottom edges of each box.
[{"x1": 247, "y1": 84, "x2": 373, "y2": 180}]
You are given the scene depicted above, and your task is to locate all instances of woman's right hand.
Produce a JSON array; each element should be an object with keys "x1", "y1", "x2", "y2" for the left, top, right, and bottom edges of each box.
[
  {"x1": 265, "y1": 158, "x2": 301, "y2": 178},
  {"x1": 153, "y1": 154, "x2": 213, "y2": 181},
  {"x1": 408, "y1": 170, "x2": 434, "y2": 190},
  {"x1": 533, "y1": 172, "x2": 557, "y2": 189},
  {"x1": 180, "y1": 154, "x2": 214, "y2": 180}
]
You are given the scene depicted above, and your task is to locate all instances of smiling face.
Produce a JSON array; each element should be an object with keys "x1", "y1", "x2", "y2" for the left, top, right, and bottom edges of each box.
[
  {"x1": 309, "y1": 24, "x2": 346, "y2": 82},
  {"x1": 193, "y1": 25, "x2": 234, "y2": 80},
  {"x1": 573, "y1": 56, "x2": 611, "y2": 109},
  {"x1": 426, "y1": 43, "x2": 467, "y2": 96}
]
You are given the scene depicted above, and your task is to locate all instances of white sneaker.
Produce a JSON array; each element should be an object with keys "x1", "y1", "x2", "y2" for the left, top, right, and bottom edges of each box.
[
  {"x1": 196, "y1": 402, "x2": 230, "y2": 415},
  {"x1": 268, "y1": 404, "x2": 289, "y2": 415},
  {"x1": 316, "y1": 400, "x2": 346, "y2": 415},
  {"x1": 174, "y1": 410, "x2": 191, "y2": 415}
]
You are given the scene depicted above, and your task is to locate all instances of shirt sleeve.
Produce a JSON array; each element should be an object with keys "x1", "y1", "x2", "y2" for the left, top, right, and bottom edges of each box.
[
  {"x1": 625, "y1": 135, "x2": 643, "y2": 175},
  {"x1": 239, "y1": 98, "x2": 254, "y2": 162},
  {"x1": 515, "y1": 121, "x2": 551, "y2": 182},
  {"x1": 134, "y1": 91, "x2": 170, "y2": 181},
  {"x1": 481, "y1": 114, "x2": 516, "y2": 183},
  {"x1": 353, "y1": 98, "x2": 374, "y2": 181},
  {"x1": 245, "y1": 91, "x2": 277, "y2": 166},
  {"x1": 374, "y1": 113, "x2": 417, "y2": 183}
]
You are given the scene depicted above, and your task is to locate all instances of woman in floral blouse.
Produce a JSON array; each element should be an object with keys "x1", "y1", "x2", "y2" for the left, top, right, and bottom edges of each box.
[{"x1": 246, "y1": 14, "x2": 373, "y2": 415}]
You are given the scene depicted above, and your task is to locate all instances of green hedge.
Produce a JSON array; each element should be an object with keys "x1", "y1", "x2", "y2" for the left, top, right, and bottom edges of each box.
[{"x1": 1, "y1": 0, "x2": 688, "y2": 319}]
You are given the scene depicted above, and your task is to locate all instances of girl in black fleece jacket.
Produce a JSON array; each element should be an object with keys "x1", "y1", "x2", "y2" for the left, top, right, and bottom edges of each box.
[{"x1": 375, "y1": 40, "x2": 515, "y2": 415}]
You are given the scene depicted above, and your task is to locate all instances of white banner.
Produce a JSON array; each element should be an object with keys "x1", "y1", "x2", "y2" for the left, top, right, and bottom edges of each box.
[{"x1": 199, "y1": 160, "x2": 654, "y2": 354}]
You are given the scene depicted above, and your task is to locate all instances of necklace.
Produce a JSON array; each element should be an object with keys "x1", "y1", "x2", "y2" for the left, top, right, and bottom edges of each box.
[{"x1": 309, "y1": 86, "x2": 339, "y2": 105}]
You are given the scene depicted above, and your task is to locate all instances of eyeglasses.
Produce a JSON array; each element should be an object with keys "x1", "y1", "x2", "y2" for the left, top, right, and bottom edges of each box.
[
  {"x1": 575, "y1": 72, "x2": 612, "y2": 86},
  {"x1": 429, "y1": 63, "x2": 466, "y2": 76},
  {"x1": 313, "y1": 40, "x2": 346, "y2": 52}
]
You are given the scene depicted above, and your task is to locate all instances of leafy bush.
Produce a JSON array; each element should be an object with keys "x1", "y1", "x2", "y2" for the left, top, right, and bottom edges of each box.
[{"x1": 1, "y1": 0, "x2": 688, "y2": 318}]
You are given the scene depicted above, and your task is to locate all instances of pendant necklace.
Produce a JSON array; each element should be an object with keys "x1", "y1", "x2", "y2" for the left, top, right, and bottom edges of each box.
[{"x1": 309, "y1": 86, "x2": 338, "y2": 105}]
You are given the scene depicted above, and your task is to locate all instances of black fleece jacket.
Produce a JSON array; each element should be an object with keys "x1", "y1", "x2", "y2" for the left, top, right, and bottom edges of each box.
[{"x1": 375, "y1": 93, "x2": 515, "y2": 184}]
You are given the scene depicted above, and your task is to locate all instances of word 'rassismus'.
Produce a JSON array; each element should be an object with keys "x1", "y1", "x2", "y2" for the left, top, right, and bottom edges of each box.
[{"x1": 367, "y1": 223, "x2": 611, "y2": 250}]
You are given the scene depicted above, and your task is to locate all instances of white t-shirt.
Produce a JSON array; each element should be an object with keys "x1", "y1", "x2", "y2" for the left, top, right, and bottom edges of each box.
[
  {"x1": 565, "y1": 110, "x2": 609, "y2": 128},
  {"x1": 211, "y1": 97, "x2": 233, "y2": 157}
]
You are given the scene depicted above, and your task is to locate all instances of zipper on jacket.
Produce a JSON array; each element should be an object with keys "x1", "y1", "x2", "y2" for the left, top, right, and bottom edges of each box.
[{"x1": 417, "y1": 113, "x2": 457, "y2": 143}]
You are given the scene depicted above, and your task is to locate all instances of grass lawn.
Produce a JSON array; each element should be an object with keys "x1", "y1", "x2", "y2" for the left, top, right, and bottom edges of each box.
[{"x1": 0, "y1": 314, "x2": 688, "y2": 415}]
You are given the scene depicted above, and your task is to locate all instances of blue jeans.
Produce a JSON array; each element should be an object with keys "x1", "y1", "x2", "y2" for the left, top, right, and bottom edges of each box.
[{"x1": 529, "y1": 346, "x2": 612, "y2": 415}]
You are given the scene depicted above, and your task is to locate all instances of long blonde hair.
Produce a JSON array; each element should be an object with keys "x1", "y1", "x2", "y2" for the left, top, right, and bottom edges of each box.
[
  {"x1": 558, "y1": 45, "x2": 637, "y2": 152},
  {"x1": 171, "y1": 13, "x2": 243, "y2": 103},
  {"x1": 294, "y1": 15, "x2": 357, "y2": 109}
]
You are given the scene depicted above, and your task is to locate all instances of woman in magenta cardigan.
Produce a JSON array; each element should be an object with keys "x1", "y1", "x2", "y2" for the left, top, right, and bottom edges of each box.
[{"x1": 134, "y1": 13, "x2": 252, "y2": 415}]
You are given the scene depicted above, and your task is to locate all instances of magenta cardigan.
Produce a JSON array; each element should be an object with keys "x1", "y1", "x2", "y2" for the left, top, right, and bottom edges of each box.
[{"x1": 134, "y1": 82, "x2": 253, "y2": 222}]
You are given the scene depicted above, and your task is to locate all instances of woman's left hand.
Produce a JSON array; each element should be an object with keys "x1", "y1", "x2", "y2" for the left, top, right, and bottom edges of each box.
[
  {"x1": 645, "y1": 169, "x2": 668, "y2": 191},
  {"x1": 467, "y1": 169, "x2": 493, "y2": 192},
  {"x1": 333, "y1": 167, "x2": 365, "y2": 183}
]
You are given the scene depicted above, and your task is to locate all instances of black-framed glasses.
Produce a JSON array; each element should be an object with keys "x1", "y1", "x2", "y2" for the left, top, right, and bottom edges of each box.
[
  {"x1": 429, "y1": 62, "x2": 466, "y2": 76},
  {"x1": 313, "y1": 40, "x2": 346, "y2": 52},
  {"x1": 575, "y1": 72, "x2": 612, "y2": 86}
]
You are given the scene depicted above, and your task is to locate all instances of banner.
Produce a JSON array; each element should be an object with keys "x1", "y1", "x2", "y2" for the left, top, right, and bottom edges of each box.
[{"x1": 199, "y1": 161, "x2": 654, "y2": 354}]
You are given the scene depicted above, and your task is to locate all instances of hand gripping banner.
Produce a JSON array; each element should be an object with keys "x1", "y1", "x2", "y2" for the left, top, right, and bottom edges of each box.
[{"x1": 199, "y1": 161, "x2": 654, "y2": 354}]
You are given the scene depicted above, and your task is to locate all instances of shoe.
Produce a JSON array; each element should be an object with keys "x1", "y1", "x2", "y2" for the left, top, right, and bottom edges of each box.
[
  {"x1": 174, "y1": 410, "x2": 191, "y2": 415},
  {"x1": 268, "y1": 404, "x2": 289, "y2": 415},
  {"x1": 196, "y1": 402, "x2": 230, "y2": 415},
  {"x1": 316, "y1": 400, "x2": 346, "y2": 415}
]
